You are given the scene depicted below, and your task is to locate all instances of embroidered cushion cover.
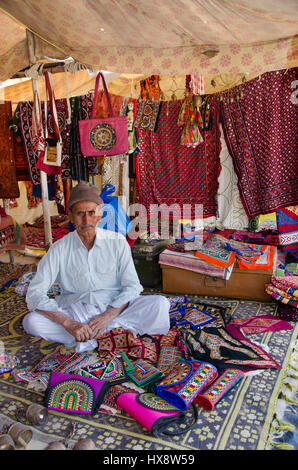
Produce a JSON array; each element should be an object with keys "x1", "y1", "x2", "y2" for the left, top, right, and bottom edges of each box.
[{"x1": 44, "y1": 371, "x2": 109, "y2": 415}]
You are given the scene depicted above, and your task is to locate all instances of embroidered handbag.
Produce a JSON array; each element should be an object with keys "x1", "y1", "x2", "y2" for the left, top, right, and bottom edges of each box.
[
  {"x1": 156, "y1": 360, "x2": 218, "y2": 410},
  {"x1": 78, "y1": 72, "x2": 128, "y2": 157},
  {"x1": 36, "y1": 72, "x2": 63, "y2": 174},
  {"x1": 195, "y1": 369, "x2": 244, "y2": 411},
  {"x1": 116, "y1": 391, "x2": 198, "y2": 437},
  {"x1": 44, "y1": 371, "x2": 109, "y2": 416},
  {"x1": 127, "y1": 359, "x2": 163, "y2": 387}
]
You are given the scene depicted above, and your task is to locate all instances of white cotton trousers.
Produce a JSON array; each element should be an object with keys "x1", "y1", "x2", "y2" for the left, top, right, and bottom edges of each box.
[{"x1": 22, "y1": 295, "x2": 170, "y2": 352}]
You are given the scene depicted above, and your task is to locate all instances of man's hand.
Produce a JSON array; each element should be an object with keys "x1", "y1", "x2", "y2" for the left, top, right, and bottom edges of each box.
[
  {"x1": 88, "y1": 303, "x2": 128, "y2": 339},
  {"x1": 63, "y1": 318, "x2": 94, "y2": 343}
]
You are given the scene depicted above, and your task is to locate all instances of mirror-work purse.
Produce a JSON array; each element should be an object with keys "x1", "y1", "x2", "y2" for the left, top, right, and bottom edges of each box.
[
  {"x1": 44, "y1": 371, "x2": 109, "y2": 416},
  {"x1": 156, "y1": 360, "x2": 218, "y2": 410},
  {"x1": 116, "y1": 391, "x2": 197, "y2": 437}
]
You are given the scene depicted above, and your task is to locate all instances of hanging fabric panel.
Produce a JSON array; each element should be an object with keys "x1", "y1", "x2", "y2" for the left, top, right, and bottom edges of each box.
[
  {"x1": 221, "y1": 68, "x2": 298, "y2": 218},
  {"x1": 0, "y1": 101, "x2": 20, "y2": 199},
  {"x1": 136, "y1": 97, "x2": 221, "y2": 219}
]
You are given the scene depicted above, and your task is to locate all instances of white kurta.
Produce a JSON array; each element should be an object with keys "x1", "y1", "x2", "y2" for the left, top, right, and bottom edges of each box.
[{"x1": 24, "y1": 228, "x2": 170, "y2": 351}]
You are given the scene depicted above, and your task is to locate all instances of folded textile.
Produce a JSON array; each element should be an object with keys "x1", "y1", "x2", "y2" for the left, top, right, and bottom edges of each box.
[
  {"x1": 156, "y1": 360, "x2": 218, "y2": 411},
  {"x1": 225, "y1": 239, "x2": 263, "y2": 260},
  {"x1": 265, "y1": 284, "x2": 298, "y2": 308},
  {"x1": 195, "y1": 369, "x2": 244, "y2": 411},
  {"x1": 275, "y1": 263, "x2": 298, "y2": 276},
  {"x1": 231, "y1": 230, "x2": 280, "y2": 246},
  {"x1": 271, "y1": 276, "x2": 298, "y2": 297},
  {"x1": 45, "y1": 371, "x2": 109, "y2": 415},
  {"x1": 97, "y1": 327, "x2": 159, "y2": 363},
  {"x1": 237, "y1": 245, "x2": 276, "y2": 270},
  {"x1": 194, "y1": 234, "x2": 236, "y2": 268},
  {"x1": 276, "y1": 206, "x2": 298, "y2": 253},
  {"x1": 159, "y1": 248, "x2": 234, "y2": 279},
  {"x1": 229, "y1": 314, "x2": 293, "y2": 335}
]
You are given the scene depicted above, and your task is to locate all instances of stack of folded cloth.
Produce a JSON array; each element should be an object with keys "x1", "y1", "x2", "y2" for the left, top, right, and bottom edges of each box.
[{"x1": 266, "y1": 276, "x2": 298, "y2": 311}]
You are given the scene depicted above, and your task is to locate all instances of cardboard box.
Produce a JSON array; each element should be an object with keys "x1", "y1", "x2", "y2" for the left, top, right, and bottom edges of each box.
[{"x1": 160, "y1": 264, "x2": 273, "y2": 301}]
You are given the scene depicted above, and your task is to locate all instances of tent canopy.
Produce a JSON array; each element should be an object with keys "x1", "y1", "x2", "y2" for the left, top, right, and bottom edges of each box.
[{"x1": 0, "y1": 0, "x2": 297, "y2": 88}]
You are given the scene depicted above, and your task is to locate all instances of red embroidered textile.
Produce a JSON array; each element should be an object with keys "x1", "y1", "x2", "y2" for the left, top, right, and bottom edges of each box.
[
  {"x1": 136, "y1": 97, "x2": 221, "y2": 219},
  {"x1": 221, "y1": 68, "x2": 298, "y2": 218}
]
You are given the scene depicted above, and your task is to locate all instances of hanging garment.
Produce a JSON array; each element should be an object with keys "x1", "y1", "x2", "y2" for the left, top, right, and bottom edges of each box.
[
  {"x1": 221, "y1": 68, "x2": 298, "y2": 218},
  {"x1": 137, "y1": 97, "x2": 221, "y2": 219},
  {"x1": 0, "y1": 102, "x2": 20, "y2": 199},
  {"x1": 177, "y1": 92, "x2": 204, "y2": 148},
  {"x1": 140, "y1": 75, "x2": 163, "y2": 101},
  {"x1": 69, "y1": 96, "x2": 90, "y2": 182},
  {"x1": 9, "y1": 105, "x2": 31, "y2": 182}
]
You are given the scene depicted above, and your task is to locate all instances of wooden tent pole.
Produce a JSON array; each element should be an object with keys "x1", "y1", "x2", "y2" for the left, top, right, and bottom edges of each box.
[{"x1": 26, "y1": 30, "x2": 52, "y2": 249}]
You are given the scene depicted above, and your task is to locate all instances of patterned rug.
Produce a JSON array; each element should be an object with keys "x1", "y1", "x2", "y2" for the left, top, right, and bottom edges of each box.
[{"x1": 0, "y1": 263, "x2": 297, "y2": 451}]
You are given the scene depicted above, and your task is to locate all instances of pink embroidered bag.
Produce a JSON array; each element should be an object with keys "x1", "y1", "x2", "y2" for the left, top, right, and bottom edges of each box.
[{"x1": 78, "y1": 72, "x2": 128, "y2": 157}]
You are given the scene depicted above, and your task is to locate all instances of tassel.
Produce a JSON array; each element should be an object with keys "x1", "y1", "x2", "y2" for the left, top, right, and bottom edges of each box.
[
  {"x1": 269, "y1": 440, "x2": 294, "y2": 450},
  {"x1": 275, "y1": 419, "x2": 295, "y2": 432},
  {"x1": 280, "y1": 393, "x2": 298, "y2": 405}
]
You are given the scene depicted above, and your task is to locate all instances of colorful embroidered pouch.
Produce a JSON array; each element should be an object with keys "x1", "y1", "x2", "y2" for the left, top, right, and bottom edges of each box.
[
  {"x1": 157, "y1": 345, "x2": 184, "y2": 374},
  {"x1": 156, "y1": 360, "x2": 218, "y2": 411},
  {"x1": 127, "y1": 359, "x2": 163, "y2": 387},
  {"x1": 116, "y1": 391, "x2": 197, "y2": 437},
  {"x1": 196, "y1": 369, "x2": 244, "y2": 411},
  {"x1": 44, "y1": 371, "x2": 109, "y2": 416},
  {"x1": 78, "y1": 356, "x2": 128, "y2": 385}
]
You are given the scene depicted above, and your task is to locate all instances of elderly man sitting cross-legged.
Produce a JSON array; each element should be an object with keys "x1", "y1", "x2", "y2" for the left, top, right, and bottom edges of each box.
[{"x1": 23, "y1": 181, "x2": 170, "y2": 352}]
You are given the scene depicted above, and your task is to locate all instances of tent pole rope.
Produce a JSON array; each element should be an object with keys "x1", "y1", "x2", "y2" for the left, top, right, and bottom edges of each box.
[{"x1": 26, "y1": 30, "x2": 53, "y2": 250}]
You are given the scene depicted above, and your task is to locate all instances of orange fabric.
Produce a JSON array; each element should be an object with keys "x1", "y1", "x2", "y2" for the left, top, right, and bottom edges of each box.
[{"x1": 237, "y1": 245, "x2": 275, "y2": 270}]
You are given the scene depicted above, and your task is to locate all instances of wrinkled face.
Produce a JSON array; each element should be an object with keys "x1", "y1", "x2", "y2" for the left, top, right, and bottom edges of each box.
[{"x1": 69, "y1": 200, "x2": 102, "y2": 237}]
